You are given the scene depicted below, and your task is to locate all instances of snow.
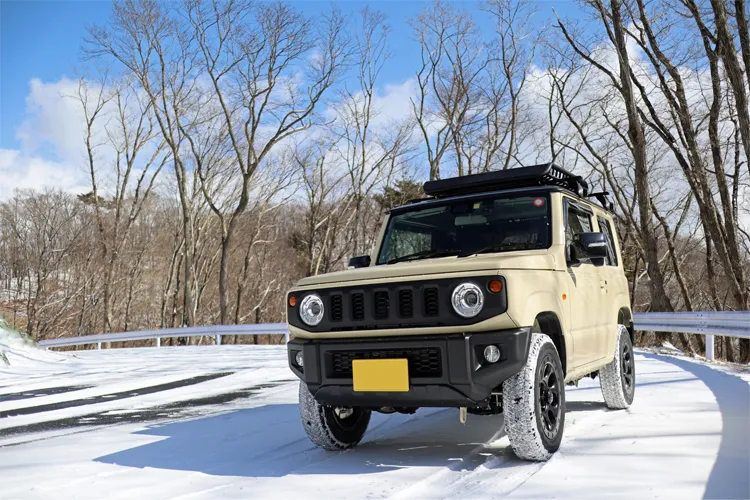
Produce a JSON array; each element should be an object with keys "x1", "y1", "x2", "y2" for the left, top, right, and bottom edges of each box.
[
  {"x1": 0, "y1": 320, "x2": 65, "y2": 369},
  {"x1": 0, "y1": 346, "x2": 748, "y2": 499}
]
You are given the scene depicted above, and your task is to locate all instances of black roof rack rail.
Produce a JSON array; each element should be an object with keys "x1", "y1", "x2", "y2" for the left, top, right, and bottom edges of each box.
[
  {"x1": 587, "y1": 191, "x2": 614, "y2": 211},
  {"x1": 422, "y1": 163, "x2": 589, "y2": 199}
]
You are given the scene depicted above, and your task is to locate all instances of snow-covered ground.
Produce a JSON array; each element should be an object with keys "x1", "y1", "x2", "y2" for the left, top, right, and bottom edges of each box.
[{"x1": 0, "y1": 345, "x2": 748, "y2": 499}]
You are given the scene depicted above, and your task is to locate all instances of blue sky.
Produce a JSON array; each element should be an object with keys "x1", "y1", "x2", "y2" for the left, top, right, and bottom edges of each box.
[
  {"x1": 1, "y1": 0, "x2": 579, "y2": 150},
  {"x1": 0, "y1": 0, "x2": 579, "y2": 198},
  {"x1": 1, "y1": 0, "x2": 110, "y2": 149}
]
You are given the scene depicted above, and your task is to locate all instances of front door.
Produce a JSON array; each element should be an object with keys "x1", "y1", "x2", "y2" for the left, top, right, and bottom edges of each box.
[{"x1": 563, "y1": 199, "x2": 605, "y2": 368}]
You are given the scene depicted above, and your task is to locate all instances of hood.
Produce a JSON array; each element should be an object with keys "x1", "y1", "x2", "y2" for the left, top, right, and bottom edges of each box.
[{"x1": 295, "y1": 250, "x2": 558, "y2": 288}]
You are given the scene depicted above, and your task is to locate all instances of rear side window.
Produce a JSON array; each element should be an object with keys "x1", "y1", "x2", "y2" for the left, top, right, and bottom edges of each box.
[{"x1": 597, "y1": 216, "x2": 619, "y2": 267}]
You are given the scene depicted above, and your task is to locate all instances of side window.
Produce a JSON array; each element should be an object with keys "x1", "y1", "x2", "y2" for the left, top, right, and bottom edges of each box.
[
  {"x1": 597, "y1": 216, "x2": 619, "y2": 267},
  {"x1": 565, "y1": 201, "x2": 593, "y2": 264},
  {"x1": 565, "y1": 204, "x2": 592, "y2": 242}
]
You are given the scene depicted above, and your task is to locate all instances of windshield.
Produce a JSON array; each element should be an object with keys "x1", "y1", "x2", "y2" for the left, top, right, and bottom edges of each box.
[{"x1": 377, "y1": 193, "x2": 551, "y2": 265}]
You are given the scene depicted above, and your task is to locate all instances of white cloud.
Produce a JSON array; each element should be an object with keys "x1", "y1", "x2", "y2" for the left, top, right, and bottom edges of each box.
[
  {"x1": 16, "y1": 77, "x2": 89, "y2": 165},
  {"x1": 4, "y1": 76, "x2": 170, "y2": 201},
  {"x1": 0, "y1": 77, "x2": 93, "y2": 200},
  {"x1": 0, "y1": 149, "x2": 88, "y2": 200}
]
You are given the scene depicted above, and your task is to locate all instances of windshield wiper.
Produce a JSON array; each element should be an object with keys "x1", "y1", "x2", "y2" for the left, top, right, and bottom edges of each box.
[
  {"x1": 387, "y1": 249, "x2": 461, "y2": 264},
  {"x1": 458, "y1": 242, "x2": 543, "y2": 257}
]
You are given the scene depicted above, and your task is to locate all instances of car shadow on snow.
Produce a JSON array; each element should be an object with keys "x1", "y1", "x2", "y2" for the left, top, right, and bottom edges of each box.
[{"x1": 95, "y1": 404, "x2": 522, "y2": 477}]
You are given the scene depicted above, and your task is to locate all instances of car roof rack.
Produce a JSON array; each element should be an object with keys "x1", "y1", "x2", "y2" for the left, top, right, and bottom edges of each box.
[
  {"x1": 422, "y1": 163, "x2": 589, "y2": 199},
  {"x1": 587, "y1": 191, "x2": 614, "y2": 211}
]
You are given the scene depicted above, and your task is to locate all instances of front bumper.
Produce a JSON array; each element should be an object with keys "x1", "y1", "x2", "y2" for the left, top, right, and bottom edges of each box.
[{"x1": 287, "y1": 328, "x2": 531, "y2": 407}]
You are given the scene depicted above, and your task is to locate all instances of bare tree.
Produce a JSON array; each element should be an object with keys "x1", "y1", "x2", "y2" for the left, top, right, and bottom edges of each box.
[
  {"x1": 556, "y1": 0, "x2": 675, "y2": 313},
  {"x1": 180, "y1": 0, "x2": 350, "y2": 324},
  {"x1": 334, "y1": 7, "x2": 414, "y2": 255},
  {"x1": 411, "y1": 0, "x2": 489, "y2": 179},
  {"x1": 76, "y1": 77, "x2": 168, "y2": 332}
]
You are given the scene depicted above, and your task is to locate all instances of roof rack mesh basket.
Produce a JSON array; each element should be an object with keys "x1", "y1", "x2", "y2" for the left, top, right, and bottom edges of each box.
[{"x1": 422, "y1": 163, "x2": 589, "y2": 199}]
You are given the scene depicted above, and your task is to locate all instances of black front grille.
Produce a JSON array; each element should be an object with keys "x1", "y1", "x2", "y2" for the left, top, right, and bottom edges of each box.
[
  {"x1": 287, "y1": 276, "x2": 508, "y2": 332},
  {"x1": 399, "y1": 289, "x2": 413, "y2": 317},
  {"x1": 330, "y1": 348, "x2": 442, "y2": 378},
  {"x1": 330, "y1": 294, "x2": 343, "y2": 321},
  {"x1": 351, "y1": 293, "x2": 365, "y2": 320},
  {"x1": 423, "y1": 287, "x2": 439, "y2": 316},
  {"x1": 374, "y1": 291, "x2": 390, "y2": 318}
]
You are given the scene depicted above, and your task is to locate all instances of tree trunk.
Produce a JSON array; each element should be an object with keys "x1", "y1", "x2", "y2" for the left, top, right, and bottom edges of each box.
[
  {"x1": 711, "y1": 0, "x2": 750, "y2": 175},
  {"x1": 736, "y1": 0, "x2": 750, "y2": 92},
  {"x1": 253, "y1": 307, "x2": 261, "y2": 345},
  {"x1": 181, "y1": 210, "x2": 196, "y2": 328},
  {"x1": 218, "y1": 217, "x2": 236, "y2": 326},
  {"x1": 610, "y1": 0, "x2": 673, "y2": 314},
  {"x1": 102, "y1": 258, "x2": 115, "y2": 333}
]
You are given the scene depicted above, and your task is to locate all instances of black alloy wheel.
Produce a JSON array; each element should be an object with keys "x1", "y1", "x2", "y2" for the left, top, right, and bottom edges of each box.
[
  {"x1": 621, "y1": 342, "x2": 634, "y2": 392},
  {"x1": 537, "y1": 353, "x2": 562, "y2": 441}
]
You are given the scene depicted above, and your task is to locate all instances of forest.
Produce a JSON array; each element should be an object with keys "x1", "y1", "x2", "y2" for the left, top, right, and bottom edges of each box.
[{"x1": 0, "y1": 0, "x2": 748, "y2": 362}]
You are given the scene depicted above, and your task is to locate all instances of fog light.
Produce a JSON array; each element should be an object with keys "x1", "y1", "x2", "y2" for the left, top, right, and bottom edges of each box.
[
  {"x1": 295, "y1": 351, "x2": 304, "y2": 367},
  {"x1": 484, "y1": 345, "x2": 501, "y2": 363}
]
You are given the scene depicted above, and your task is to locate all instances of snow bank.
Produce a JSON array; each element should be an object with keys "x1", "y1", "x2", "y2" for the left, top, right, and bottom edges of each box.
[{"x1": 0, "y1": 318, "x2": 65, "y2": 368}]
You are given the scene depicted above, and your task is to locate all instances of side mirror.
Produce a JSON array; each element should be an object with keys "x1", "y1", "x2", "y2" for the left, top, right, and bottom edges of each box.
[
  {"x1": 570, "y1": 232, "x2": 607, "y2": 265},
  {"x1": 348, "y1": 255, "x2": 371, "y2": 269}
]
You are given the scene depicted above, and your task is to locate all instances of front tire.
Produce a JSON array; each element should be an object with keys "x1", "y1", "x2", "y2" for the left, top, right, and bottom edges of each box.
[
  {"x1": 503, "y1": 333, "x2": 566, "y2": 461},
  {"x1": 599, "y1": 324, "x2": 635, "y2": 409},
  {"x1": 298, "y1": 382, "x2": 371, "y2": 450}
]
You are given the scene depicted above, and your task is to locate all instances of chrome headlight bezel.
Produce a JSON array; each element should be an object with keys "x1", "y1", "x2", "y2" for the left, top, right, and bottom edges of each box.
[
  {"x1": 299, "y1": 293, "x2": 325, "y2": 326},
  {"x1": 451, "y1": 282, "x2": 484, "y2": 318}
]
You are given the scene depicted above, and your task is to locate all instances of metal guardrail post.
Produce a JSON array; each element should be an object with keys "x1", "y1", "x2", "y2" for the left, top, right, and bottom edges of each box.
[
  {"x1": 215, "y1": 333, "x2": 221, "y2": 346},
  {"x1": 156, "y1": 337, "x2": 161, "y2": 348},
  {"x1": 705, "y1": 334, "x2": 714, "y2": 361},
  {"x1": 97, "y1": 342, "x2": 101, "y2": 350},
  {"x1": 285, "y1": 331, "x2": 289, "y2": 343}
]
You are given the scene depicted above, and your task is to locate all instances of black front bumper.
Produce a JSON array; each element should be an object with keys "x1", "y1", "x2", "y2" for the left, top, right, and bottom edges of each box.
[{"x1": 287, "y1": 328, "x2": 531, "y2": 407}]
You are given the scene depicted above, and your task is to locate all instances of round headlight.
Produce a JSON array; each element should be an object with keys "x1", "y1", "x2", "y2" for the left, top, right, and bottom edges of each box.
[
  {"x1": 451, "y1": 282, "x2": 484, "y2": 318},
  {"x1": 299, "y1": 294, "x2": 324, "y2": 326}
]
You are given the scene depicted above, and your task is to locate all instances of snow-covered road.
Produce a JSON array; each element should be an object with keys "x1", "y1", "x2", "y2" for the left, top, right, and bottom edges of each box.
[{"x1": 1, "y1": 346, "x2": 748, "y2": 499}]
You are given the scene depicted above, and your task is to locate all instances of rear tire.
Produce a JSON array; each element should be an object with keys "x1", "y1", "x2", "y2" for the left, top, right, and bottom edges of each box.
[
  {"x1": 299, "y1": 381, "x2": 371, "y2": 450},
  {"x1": 503, "y1": 333, "x2": 566, "y2": 461},
  {"x1": 599, "y1": 324, "x2": 635, "y2": 409}
]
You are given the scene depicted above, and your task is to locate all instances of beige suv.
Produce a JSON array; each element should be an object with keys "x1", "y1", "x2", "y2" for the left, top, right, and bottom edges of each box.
[{"x1": 286, "y1": 164, "x2": 635, "y2": 461}]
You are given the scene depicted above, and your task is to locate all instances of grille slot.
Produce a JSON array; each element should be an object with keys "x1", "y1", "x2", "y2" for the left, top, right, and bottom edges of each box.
[
  {"x1": 330, "y1": 348, "x2": 442, "y2": 378},
  {"x1": 374, "y1": 291, "x2": 390, "y2": 319},
  {"x1": 423, "y1": 287, "x2": 439, "y2": 316},
  {"x1": 330, "y1": 294, "x2": 343, "y2": 321},
  {"x1": 351, "y1": 293, "x2": 365, "y2": 320},
  {"x1": 398, "y1": 289, "x2": 414, "y2": 317}
]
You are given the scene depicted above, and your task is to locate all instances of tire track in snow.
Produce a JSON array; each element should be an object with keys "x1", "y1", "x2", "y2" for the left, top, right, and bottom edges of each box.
[
  {"x1": 0, "y1": 373, "x2": 233, "y2": 418},
  {"x1": 0, "y1": 380, "x2": 289, "y2": 439},
  {"x1": 0, "y1": 385, "x2": 95, "y2": 403}
]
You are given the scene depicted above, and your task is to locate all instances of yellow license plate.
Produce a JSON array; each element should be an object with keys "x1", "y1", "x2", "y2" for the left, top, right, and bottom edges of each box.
[{"x1": 352, "y1": 359, "x2": 409, "y2": 392}]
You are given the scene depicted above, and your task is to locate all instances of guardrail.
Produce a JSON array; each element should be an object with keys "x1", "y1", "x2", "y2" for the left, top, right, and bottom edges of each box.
[
  {"x1": 39, "y1": 311, "x2": 749, "y2": 362},
  {"x1": 633, "y1": 311, "x2": 750, "y2": 360},
  {"x1": 38, "y1": 323, "x2": 289, "y2": 349}
]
